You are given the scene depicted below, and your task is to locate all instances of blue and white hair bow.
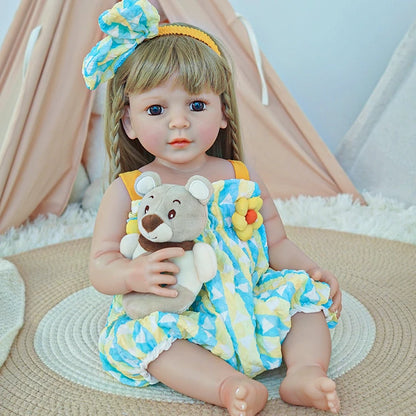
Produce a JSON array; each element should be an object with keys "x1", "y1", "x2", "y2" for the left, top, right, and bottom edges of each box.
[{"x1": 82, "y1": 0, "x2": 159, "y2": 90}]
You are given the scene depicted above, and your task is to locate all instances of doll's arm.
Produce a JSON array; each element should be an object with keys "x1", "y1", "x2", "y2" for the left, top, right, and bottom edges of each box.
[
  {"x1": 248, "y1": 167, "x2": 342, "y2": 315},
  {"x1": 264, "y1": 195, "x2": 342, "y2": 315},
  {"x1": 245, "y1": 167, "x2": 316, "y2": 271},
  {"x1": 89, "y1": 178, "x2": 184, "y2": 297}
]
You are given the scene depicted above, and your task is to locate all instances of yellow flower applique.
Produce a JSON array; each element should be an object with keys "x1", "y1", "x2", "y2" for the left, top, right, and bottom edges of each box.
[{"x1": 231, "y1": 196, "x2": 263, "y2": 241}]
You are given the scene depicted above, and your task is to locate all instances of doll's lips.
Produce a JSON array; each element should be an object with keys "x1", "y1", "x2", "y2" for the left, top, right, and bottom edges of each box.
[{"x1": 169, "y1": 138, "x2": 191, "y2": 148}]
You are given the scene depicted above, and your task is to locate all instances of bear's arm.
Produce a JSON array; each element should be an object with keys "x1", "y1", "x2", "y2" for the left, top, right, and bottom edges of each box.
[{"x1": 193, "y1": 242, "x2": 217, "y2": 283}]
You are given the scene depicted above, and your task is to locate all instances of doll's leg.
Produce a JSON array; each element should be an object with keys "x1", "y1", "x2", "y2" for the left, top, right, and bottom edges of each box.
[
  {"x1": 279, "y1": 311, "x2": 340, "y2": 413},
  {"x1": 148, "y1": 339, "x2": 268, "y2": 416}
]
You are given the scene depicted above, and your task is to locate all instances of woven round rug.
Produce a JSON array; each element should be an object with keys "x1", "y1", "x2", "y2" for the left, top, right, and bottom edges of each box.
[
  {"x1": 33, "y1": 288, "x2": 374, "y2": 402},
  {"x1": 1, "y1": 226, "x2": 415, "y2": 415},
  {"x1": 0, "y1": 259, "x2": 25, "y2": 367}
]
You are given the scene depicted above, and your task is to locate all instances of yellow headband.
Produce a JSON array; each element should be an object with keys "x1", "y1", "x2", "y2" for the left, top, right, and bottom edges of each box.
[{"x1": 158, "y1": 25, "x2": 221, "y2": 56}]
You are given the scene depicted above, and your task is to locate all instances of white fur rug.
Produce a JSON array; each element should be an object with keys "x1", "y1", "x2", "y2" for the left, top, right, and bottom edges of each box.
[{"x1": 1, "y1": 192, "x2": 415, "y2": 258}]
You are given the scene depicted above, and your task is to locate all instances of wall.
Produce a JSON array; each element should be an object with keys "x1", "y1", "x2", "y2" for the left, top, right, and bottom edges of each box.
[
  {"x1": 0, "y1": 1, "x2": 19, "y2": 49},
  {"x1": 229, "y1": 0, "x2": 416, "y2": 152}
]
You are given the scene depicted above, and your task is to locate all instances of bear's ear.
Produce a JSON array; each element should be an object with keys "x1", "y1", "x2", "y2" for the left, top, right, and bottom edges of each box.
[
  {"x1": 185, "y1": 176, "x2": 213, "y2": 205},
  {"x1": 134, "y1": 172, "x2": 162, "y2": 197}
]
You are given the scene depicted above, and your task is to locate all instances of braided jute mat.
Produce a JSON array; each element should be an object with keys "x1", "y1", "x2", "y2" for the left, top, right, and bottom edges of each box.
[{"x1": 1, "y1": 226, "x2": 415, "y2": 415}]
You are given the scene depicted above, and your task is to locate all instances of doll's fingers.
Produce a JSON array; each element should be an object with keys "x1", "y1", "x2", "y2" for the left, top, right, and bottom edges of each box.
[
  {"x1": 330, "y1": 285, "x2": 341, "y2": 302},
  {"x1": 328, "y1": 278, "x2": 339, "y2": 298},
  {"x1": 153, "y1": 273, "x2": 177, "y2": 287},
  {"x1": 152, "y1": 247, "x2": 185, "y2": 262},
  {"x1": 152, "y1": 285, "x2": 178, "y2": 298},
  {"x1": 307, "y1": 267, "x2": 322, "y2": 281},
  {"x1": 330, "y1": 291, "x2": 342, "y2": 317},
  {"x1": 152, "y1": 260, "x2": 180, "y2": 275}
]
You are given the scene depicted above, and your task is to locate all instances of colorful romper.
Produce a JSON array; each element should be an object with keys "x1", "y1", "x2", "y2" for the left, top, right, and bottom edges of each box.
[{"x1": 99, "y1": 161, "x2": 338, "y2": 386}]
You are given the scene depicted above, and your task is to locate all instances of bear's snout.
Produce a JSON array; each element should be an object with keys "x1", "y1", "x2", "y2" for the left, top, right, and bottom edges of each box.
[{"x1": 141, "y1": 214, "x2": 163, "y2": 233}]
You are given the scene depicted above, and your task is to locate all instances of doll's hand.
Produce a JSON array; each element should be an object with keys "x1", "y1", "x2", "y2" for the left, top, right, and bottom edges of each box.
[
  {"x1": 125, "y1": 247, "x2": 185, "y2": 297},
  {"x1": 307, "y1": 267, "x2": 342, "y2": 318}
]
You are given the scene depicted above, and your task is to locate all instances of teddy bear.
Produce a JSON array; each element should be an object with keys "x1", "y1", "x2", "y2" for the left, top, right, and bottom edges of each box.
[{"x1": 119, "y1": 172, "x2": 217, "y2": 320}]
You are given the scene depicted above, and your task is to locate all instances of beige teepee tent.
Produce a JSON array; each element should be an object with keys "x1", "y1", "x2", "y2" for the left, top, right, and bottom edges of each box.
[{"x1": 0, "y1": 0, "x2": 362, "y2": 233}]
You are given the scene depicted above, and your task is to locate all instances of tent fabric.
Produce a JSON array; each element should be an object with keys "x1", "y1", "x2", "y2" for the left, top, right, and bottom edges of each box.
[
  {"x1": 0, "y1": 0, "x2": 114, "y2": 234},
  {"x1": 0, "y1": 0, "x2": 362, "y2": 234},
  {"x1": 336, "y1": 18, "x2": 416, "y2": 207}
]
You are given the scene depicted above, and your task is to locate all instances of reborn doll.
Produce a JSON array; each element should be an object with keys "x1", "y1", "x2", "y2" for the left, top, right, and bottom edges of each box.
[{"x1": 86, "y1": 1, "x2": 341, "y2": 413}]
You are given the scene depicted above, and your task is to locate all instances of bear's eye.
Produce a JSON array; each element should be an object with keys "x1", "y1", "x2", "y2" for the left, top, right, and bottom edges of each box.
[
  {"x1": 144, "y1": 205, "x2": 150, "y2": 214},
  {"x1": 168, "y1": 209, "x2": 176, "y2": 219}
]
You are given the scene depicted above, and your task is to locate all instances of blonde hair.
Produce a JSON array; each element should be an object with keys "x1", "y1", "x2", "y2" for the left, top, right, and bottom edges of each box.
[{"x1": 105, "y1": 24, "x2": 242, "y2": 182}]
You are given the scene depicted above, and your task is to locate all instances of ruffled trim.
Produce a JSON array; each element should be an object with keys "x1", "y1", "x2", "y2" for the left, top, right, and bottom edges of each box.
[
  {"x1": 290, "y1": 304, "x2": 338, "y2": 328},
  {"x1": 138, "y1": 337, "x2": 177, "y2": 384}
]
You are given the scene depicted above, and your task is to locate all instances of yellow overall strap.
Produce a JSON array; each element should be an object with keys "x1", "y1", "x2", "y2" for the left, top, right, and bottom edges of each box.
[
  {"x1": 119, "y1": 170, "x2": 142, "y2": 200},
  {"x1": 229, "y1": 160, "x2": 250, "y2": 180}
]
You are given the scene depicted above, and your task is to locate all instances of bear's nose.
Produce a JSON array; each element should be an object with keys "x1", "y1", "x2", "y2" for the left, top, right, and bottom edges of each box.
[{"x1": 141, "y1": 214, "x2": 163, "y2": 233}]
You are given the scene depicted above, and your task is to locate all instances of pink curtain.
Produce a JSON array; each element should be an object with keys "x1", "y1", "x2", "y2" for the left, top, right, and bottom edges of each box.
[
  {"x1": 160, "y1": 0, "x2": 363, "y2": 201},
  {"x1": 0, "y1": 0, "x2": 115, "y2": 233}
]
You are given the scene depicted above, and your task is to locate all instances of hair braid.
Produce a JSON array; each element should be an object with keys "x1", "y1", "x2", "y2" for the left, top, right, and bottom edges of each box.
[
  {"x1": 222, "y1": 87, "x2": 243, "y2": 161},
  {"x1": 105, "y1": 82, "x2": 125, "y2": 182},
  {"x1": 228, "y1": 111, "x2": 242, "y2": 161}
]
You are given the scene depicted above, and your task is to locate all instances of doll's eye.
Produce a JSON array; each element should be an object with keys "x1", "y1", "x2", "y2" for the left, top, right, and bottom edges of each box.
[
  {"x1": 147, "y1": 105, "x2": 163, "y2": 115},
  {"x1": 168, "y1": 209, "x2": 176, "y2": 219},
  {"x1": 190, "y1": 101, "x2": 206, "y2": 112},
  {"x1": 144, "y1": 205, "x2": 150, "y2": 214}
]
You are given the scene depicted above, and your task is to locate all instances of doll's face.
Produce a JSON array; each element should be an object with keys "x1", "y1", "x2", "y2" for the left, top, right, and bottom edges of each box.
[{"x1": 122, "y1": 78, "x2": 227, "y2": 168}]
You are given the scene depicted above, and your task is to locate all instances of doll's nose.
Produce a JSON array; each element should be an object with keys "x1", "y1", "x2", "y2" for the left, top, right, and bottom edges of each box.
[{"x1": 169, "y1": 112, "x2": 190, "y2": 129}]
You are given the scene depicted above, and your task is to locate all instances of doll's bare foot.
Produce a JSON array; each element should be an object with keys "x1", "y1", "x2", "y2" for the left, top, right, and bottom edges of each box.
[
  {"x1": 219, "y1": 375, "x2": 268, "y2": 416},
  {"x1": 279, "y1": 365, "x2": 340, "y2": 413}
]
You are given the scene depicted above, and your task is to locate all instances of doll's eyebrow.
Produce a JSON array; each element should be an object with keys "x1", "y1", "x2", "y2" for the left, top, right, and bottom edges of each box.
[{"x1": 173, "y1": 199, "x2": 181, "y2": 204}]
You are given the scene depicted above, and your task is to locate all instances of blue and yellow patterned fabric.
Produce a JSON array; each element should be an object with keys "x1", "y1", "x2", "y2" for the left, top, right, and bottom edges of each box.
[
  {"x1": 82, "y1": 0, "x2": 159, "y2": 90},
  {"x1": 99, "y1": 178, "x2": 337, "y2": 386}
]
